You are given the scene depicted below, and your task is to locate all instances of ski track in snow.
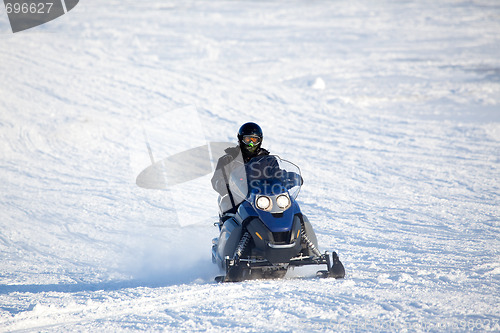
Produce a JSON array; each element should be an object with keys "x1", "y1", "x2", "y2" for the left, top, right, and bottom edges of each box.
[{"x1": 0, "y1": 0, "x2": 499, "y2": 331}]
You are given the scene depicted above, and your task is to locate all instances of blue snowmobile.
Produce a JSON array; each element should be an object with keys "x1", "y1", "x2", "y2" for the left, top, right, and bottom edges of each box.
[{"x1": 212, "y1": 155, "x2": 345, "y2": 282}]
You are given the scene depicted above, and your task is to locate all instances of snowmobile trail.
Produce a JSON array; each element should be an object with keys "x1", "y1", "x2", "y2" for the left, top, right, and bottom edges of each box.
[{"x1": 2, "y1": 284, "x2": 245, "y2": 332}]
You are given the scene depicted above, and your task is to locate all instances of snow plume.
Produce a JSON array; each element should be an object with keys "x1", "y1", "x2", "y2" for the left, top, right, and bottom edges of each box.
[
  {"x1": 122, "y1": 225, "x2": 219, "y2": 286},
  {"x1": 123, "y1": 107, "x2": 221, "y2": 285}
]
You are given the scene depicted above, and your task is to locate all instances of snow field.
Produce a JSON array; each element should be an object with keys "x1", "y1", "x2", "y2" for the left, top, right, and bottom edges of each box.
[{"x1": 0, "y1": 0, "x2": 499, "y2": 331}]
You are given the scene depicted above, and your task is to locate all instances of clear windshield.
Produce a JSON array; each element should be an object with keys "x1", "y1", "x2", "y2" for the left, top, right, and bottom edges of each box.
[{"x1": 227, "y1": 155, "x2": 302, "y2": 204}]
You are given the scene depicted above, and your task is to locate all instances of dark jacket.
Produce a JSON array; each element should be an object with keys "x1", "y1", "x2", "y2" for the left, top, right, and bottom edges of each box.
[{"x1": 211, "y1": 145, "x2": 270, "y2": 196}]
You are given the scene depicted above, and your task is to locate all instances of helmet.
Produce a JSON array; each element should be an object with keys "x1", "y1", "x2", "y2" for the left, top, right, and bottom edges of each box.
[{"x1": 237, "y1": 122, "x2": 263, "y2": 155}]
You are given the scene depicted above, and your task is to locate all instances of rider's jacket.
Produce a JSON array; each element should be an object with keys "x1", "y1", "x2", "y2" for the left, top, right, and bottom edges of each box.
[{"x1": 211, "y1": 145, "x2": 270, "y2": 196}]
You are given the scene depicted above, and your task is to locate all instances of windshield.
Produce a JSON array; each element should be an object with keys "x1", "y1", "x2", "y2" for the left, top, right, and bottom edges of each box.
[{"x1": 227, "y1": 155, "x2": 302, "y2": 204}]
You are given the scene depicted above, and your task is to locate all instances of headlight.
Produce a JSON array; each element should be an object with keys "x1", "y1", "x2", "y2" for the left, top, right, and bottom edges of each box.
[
  {"x1": 256, "y1": 196, "x2": 271, "y2": 210},
  {"x1": 276, "y1": 194, "x2": 291, "y2": 209}
]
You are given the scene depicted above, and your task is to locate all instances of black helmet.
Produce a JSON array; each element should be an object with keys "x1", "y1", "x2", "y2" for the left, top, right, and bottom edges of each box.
[{"x1": 237, "y1": 122, "x2": 263, "y2": 155}]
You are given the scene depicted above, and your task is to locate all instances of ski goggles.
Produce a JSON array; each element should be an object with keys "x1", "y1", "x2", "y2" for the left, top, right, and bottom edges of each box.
[{"x1": 242, "y1": 135, "x2": 261, "y2": 145}]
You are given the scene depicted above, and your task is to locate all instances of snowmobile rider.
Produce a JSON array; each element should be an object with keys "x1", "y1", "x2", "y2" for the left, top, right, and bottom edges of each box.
[
  {"x1": 211, "y1": 122, "x2": 269, "y2": 195},
  {"x1": 211, "y1": 122, "x2": 269, "y2": 213}
]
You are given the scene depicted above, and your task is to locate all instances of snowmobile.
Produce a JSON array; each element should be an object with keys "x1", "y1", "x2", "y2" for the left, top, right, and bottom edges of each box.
[{"x1": 211, "y1": 155, "x2": 345, "y2": 282}]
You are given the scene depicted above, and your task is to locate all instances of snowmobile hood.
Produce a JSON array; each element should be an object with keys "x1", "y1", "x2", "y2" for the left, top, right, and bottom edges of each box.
[{"x1": 254, "y1": 200, "x2": 299, "y2": 233}]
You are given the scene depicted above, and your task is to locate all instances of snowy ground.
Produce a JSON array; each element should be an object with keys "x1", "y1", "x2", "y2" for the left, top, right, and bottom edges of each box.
[{"x1": 0, "y1": 0, "x2": 499, "y2": 331}]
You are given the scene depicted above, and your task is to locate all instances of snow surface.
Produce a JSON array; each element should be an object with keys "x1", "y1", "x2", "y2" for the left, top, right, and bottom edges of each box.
[{"x1": 0, "y1": 0, "x2": 499, "y2": 331}]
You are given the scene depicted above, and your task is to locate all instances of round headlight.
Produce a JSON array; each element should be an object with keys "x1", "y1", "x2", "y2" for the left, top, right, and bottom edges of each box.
[
  {"x1": 256, "y1": 196, "x2": 271, "y2": 210},
  {"x1": 276, "y1": 194, "x2": 291, "y2": 209}
]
